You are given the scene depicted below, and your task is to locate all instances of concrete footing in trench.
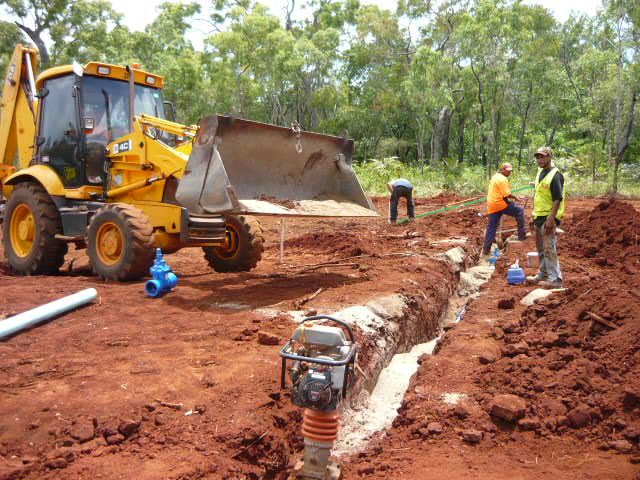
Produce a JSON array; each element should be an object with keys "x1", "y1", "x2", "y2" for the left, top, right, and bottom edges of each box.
[{"x1": 317, "y1": 246, "x2": 495, "y2": 455}]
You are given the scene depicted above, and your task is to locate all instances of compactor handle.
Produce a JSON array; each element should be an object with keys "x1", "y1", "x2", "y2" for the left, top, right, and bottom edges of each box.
[{"x1": 300, "y1": 314, "x2": 356, "y2": 343}]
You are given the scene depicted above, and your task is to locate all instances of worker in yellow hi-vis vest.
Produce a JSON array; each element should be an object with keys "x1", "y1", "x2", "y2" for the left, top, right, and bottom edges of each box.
[{"x1": 526, "y1": 146, "x2": 565, "y2": 288}]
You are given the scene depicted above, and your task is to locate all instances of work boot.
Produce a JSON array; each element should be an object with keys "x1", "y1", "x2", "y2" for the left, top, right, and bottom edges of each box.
[
  {"x1": 540, "y1": 279, "x2": 563, "y2": 289},
  {"x1": 526, "y1": 274, "x2": 546, "y2": 285}
]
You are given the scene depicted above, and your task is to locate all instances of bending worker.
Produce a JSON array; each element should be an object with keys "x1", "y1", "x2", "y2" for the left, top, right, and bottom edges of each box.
[
  {"x1": 387, "y1": 178, "x2": 415, "y2": 224},
  {"x1": 527, "y1": 147, "x2": 564, "y2": 288},
  {"x1": 482, "y1": 162, "x2": 527, "y2": 255}
]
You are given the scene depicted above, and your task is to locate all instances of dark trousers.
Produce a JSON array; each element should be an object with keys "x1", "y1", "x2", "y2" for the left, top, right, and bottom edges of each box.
[
  {"x1": 482, "y1": 202, "x2": 526, "y2": 254},
  {"x1": 389, "y1": 186, "x2": 415, "y2": 223}
]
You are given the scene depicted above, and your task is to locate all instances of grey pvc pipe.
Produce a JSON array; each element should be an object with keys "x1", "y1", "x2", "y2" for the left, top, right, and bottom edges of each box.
[{"x1": 0, "y1": 288, "x2": 98, "y2": 339}]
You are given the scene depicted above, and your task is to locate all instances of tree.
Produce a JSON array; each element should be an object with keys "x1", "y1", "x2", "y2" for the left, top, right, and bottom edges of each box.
[
  {"x1": 605, "y1": 0, "x2": 639, "y2": 192},
  {"x1": 0, "y1": 20, "x2": 23, "y2": 77},
  {"x1": 0, "y1": 0, "x2": 123, "y2": 68}
]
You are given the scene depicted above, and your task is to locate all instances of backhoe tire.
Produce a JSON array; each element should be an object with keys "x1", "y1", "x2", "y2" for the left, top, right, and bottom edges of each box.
[
  {"x1": 203, "y1": 215, "x2": 264, "y2": 273},
  {"x1": 87, "y1": 204, "x2": 155, "y2": 281},
  {"x1": 2, "y1": 182, "x2": 67, "y2": 275}
]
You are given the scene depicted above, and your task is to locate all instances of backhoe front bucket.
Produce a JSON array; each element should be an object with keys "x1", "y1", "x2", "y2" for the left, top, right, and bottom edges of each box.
[{"x1": 175, "y1": 115, "x2": 377, "y2": 217}]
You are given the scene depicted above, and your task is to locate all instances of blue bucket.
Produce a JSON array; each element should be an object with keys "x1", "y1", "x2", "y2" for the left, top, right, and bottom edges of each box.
[{"x1": 507, "y1": 264, "x2": 525, "y2": 285}]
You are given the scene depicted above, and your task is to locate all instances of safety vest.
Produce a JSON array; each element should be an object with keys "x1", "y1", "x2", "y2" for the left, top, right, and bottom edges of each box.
[{"x1": 533, "y1": 167, "x2": 565, "y2": 220}]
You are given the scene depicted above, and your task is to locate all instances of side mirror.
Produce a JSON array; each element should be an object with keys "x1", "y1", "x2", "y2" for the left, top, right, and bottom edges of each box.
[
  {"x1": 83, "y1": 116, "x2": 95, "y2": 133},
  {"x1": 72, "y1": 61, "x2": 84, "y2": 77},
  {"x1": 163, "y1": 101, "x2": 176, "y2": 122}
]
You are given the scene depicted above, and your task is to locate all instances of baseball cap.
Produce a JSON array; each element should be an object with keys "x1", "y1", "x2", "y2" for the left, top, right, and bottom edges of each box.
[
  {"x1": 534, "y1": 146, "x2": 553, "y2": 157},
  {"x1": 500, "y1": 162, "x2": 513, "y2": 171}
]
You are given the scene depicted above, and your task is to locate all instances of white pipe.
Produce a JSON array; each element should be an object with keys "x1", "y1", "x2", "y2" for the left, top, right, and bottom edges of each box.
[
  {"x1": 23, "y1": 52, "x2": 37, "y2": 103},
  {"x1": 0, "y1": 288, "x2": 98, "y2": 340}
]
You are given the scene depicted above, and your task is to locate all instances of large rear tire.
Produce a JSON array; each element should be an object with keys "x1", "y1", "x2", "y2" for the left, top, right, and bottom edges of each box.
[
  {"x1": 87, "y1": 204, "x2": 155, "y2": 281},
  {"x1": 203, "y1": 215, "x2": 264, "y2": 272},
  {"x1": 2, "y1": 182, "x2": 67, "y2": 275}
]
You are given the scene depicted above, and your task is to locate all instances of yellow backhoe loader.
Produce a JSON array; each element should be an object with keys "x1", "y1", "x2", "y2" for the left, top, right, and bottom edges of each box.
[{"x1": 0, "y1": 45, "x2": 376, "y2": 281}]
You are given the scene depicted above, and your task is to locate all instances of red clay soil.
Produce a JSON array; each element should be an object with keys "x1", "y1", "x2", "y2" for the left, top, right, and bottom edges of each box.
[
  {"x1": 0, "y1": 195, "x2": 475, "y2": 480},
  {"x1": 344, "y1": 198, "x2": 640, "y2": 480},
  {"x1": 568, "y1": 197, "x2": 640, "y2": 271},
  {"x1": 1, "y1": 196, "x2": 639, "y2": 480},
  {"x1": 284, "y1": 231, "x2": 373, "y2": 258}
]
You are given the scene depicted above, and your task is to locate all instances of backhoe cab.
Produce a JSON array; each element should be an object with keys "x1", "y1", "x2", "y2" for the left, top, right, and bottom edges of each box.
[{"x1": 0, "y1": 45, "x2": 376, "y2": 281}]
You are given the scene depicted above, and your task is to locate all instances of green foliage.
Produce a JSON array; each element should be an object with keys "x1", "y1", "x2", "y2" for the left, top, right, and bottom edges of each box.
[
  {"x1": 0, "y1": 20, "x2": 22, "y2": 75},
  {"x1": 355, "y1": 157, "x2": 503, "y2": 197},
  {"x1": 354, "y1": 156, "x2": 640, "y2": 198},
  {"x1": 0, "y1": 0, "x2": 638, "y2": 196}
]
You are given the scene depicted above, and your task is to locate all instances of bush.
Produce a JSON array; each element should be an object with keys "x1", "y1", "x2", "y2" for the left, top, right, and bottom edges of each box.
[{"x1": 354, "y1": 157, "x2": 640, "y2": 198}]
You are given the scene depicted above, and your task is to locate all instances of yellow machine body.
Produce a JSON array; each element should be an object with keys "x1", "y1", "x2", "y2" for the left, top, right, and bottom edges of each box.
[{"x1": 0, "y1": 44, "x2": 376, "y2": 279}]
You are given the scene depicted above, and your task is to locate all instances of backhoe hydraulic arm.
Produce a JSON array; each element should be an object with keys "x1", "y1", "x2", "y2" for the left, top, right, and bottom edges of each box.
[{"x1": 0, "y1": 45, "x2": 39, "y2": 185}]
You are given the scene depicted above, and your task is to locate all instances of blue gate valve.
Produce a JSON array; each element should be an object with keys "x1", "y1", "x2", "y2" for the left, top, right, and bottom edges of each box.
[
  {"x1": 488, "y1": 246, "x2": 500, "y2": 265},
  {"x1": 145, "y1": 248, "x2": 178, "y2": 298}
]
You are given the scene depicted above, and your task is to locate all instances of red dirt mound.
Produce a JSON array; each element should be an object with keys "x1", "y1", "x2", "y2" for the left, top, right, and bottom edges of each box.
[
  {"x1": 285, "y1": 232, "x2": 372, "y2": 258},
  {"x1": 337, "y1": 200, "x2": 640, "y2": 480},
  {"x1": 473, "y1": 283, "x2": 640, "y2": 447},
  {"x1": 567, "y1": 198, "x2": 640, "y2": 266},
  {"x1": 410, "y1": 199, "x2": 640, "y2": 451}
]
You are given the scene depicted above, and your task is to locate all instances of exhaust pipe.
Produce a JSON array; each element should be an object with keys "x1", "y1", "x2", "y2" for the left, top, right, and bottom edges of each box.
[{"x1": 0, "y1": 288, "x2": 98, "y2": 339}]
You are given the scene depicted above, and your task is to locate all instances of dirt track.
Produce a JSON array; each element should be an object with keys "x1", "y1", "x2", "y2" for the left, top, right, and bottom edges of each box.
[{"x1": 0, "y1": 196, "x2": 639, "y2": 479}]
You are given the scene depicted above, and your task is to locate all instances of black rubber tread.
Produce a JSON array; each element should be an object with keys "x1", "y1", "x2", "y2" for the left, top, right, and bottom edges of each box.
[
  {"x1": 203, "y1": 215, "x2": 264, "y2": 273},
  {"x1": 2, "y1": 182, "x2": 67, "y2": 275},
  {"x1": 87, "y1": 203, "x2": 155, "y2": 281}
]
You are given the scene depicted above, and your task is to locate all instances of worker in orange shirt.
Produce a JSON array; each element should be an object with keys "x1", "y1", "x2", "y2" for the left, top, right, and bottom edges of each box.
[{"x1": 482, "y1": 162, "x2": 527, "y2": 255}]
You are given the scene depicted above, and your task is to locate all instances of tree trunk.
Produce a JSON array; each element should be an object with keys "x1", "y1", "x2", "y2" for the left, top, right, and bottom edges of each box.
[
  {"x1": 611, "y1": 11, "x2": 629, "y2": 194},
  {"x1": 470, "y1": 61, "x2": 487, "y2": 167},
  {"x1": 303, "y1": 77, "x2": 318, "y2": 130},
  {"x1": 371, "y1": 134, "x2": 382, "y2": 159},
  {"x1": 15, "y1": 23, "x2": 50, "y2": 68},
  {"x1": 417, "y1": 117, "x2": 426, "y2": 171},
  {"x1": 457, "y1": 113, "x2": 465, "y2": 163},
  {"x1": 285, "y1": 0, "x2": 295, "y2": 31},
  {"x1": 491, "y1": 107, "x2": 502, "y2": 168},
  {"x1": 591, "y1": 139, "x2": 597, "y2": 183},
  {"x1": 546, "y1": 126, "x2": 557, "y2": 147},
  {"x1": 517, "y1": 81, "x2": 533, "y2": 167},
  {"x1": 607, "y1": 110, "x2": 613, "y2": 169},
  {"x1": 296, "y1": 85, "x2": 302, "y2": 124},
  {"x1": 612, "y1": 90, "x2": 637, "y2": 193},
  {"x1": 560, "y1": 40, "x2": 583, "y2": 110},
  {"x1": 236, "y1": 74, "x2": 244, "y2": 118},
  {"x1": 433, "y1": 106, "x2": 452, "y2": 163},
  {"x1": 429, "y1": 129, "x2": 435, "y2": 164},
  {"x1": 471, "y1": 123, "x2": 476, "y2": 162}
]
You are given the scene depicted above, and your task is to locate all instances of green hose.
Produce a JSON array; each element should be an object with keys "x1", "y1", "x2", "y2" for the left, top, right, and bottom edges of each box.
[{"x1": 397, "y1": 185, "x2": 533, "y2": 225}]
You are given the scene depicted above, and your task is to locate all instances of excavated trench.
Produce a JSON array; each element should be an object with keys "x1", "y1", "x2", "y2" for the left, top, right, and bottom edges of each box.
[{"x1": 323, "y1": 246, "x2": 495, "y2": 455}]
